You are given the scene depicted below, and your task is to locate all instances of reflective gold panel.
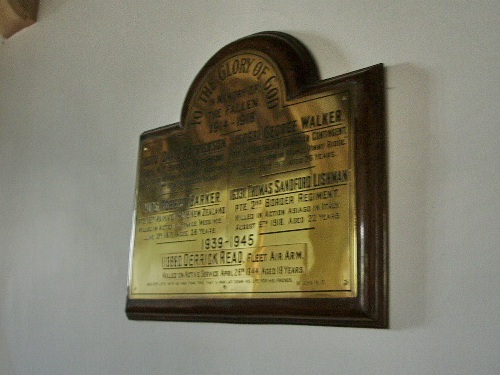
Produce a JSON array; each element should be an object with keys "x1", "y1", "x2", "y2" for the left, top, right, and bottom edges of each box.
[{"x1": 129, "y1": 51, "x2": 357, "y2": 299}]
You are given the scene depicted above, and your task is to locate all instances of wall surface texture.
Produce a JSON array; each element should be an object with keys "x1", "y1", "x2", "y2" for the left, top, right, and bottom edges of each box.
[{"x1": 1, "y1": 1, "x2": 499, "y2": 374}]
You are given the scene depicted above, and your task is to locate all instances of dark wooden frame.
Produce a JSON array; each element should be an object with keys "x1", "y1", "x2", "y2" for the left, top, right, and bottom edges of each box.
[{"x1": 126, "y1": 32, "x2": 388, "y2": 328}]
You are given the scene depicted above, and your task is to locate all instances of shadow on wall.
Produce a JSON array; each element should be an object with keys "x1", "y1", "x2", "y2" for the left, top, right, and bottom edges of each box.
[
  {"x1": 284, "y1": 30, "x2": 351, "y2": 78},
  {"x1": 386, "y1": 63, "x2": 430, "y2": 330}
]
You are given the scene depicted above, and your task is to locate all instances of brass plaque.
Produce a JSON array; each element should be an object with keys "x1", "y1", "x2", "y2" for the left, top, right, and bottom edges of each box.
[{"x1": 126, "y1": 32, "x2": 388, "y2": 327}]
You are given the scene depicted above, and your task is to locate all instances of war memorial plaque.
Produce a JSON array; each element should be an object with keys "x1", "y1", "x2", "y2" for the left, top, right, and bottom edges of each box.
[{"x1": 126, "y1": 32, "x2": 388, "y2": 327}]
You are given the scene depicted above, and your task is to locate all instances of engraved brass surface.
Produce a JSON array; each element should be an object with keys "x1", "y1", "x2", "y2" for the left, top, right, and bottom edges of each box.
[{"x1": 129, "y1": 51, "x2": 357, "y2": 299}]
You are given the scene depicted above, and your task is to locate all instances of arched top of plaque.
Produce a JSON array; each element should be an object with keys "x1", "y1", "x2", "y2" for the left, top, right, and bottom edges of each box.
[{"x1": 181, "y1": 32, "x2": 320, "y2": 129}]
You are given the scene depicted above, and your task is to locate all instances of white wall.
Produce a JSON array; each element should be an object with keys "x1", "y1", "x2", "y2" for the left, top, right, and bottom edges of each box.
[{"x1": 1, "y1": 1, "x2": 498, "y2": 374}]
